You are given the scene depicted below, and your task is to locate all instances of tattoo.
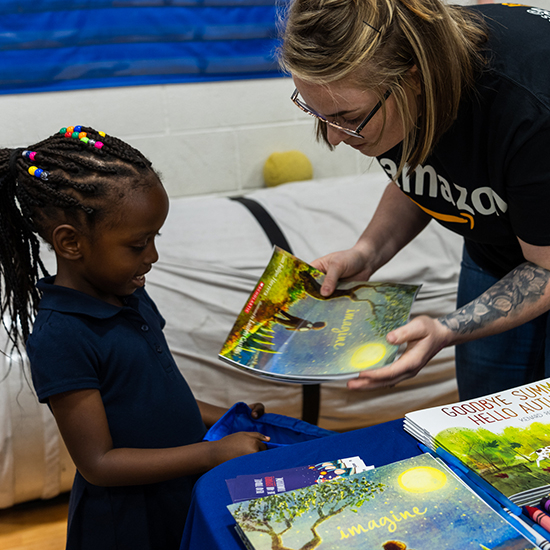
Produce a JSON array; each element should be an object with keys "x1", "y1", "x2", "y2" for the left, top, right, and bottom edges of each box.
[{"x1": 439, "y1": 262, "x2": 550, "y2": 335}]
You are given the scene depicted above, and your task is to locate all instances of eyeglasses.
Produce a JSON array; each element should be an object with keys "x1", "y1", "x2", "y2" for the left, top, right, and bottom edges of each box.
[{"x1": 291, "y1": 88, "x2": 392, "y2": 138}]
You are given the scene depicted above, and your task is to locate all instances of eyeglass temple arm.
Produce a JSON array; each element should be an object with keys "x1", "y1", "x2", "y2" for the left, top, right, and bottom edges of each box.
[{"x1": 355, "y1": 89, "x2": 393, "y2": 134}]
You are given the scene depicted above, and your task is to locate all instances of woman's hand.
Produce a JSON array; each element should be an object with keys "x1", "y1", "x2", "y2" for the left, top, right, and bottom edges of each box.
[
  {"x1": 347, "y1": 316, "x2": 454, "y2": 390},
  {"x1": 247, "y1": 402, "x2": 265, "y2": 419},
  {"x1": 311, "y1": 246, "x2": 375, "y2": 296}
]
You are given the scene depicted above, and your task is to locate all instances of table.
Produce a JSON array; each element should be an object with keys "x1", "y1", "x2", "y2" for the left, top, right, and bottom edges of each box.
[{"x1": 179, "y1": 418, "x2": 421, "y2": 550}]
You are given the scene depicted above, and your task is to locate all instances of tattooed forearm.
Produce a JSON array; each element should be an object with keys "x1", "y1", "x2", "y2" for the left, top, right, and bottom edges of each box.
[{"x1": 439, "y1": 262, "x2": 550, "y2": 336}]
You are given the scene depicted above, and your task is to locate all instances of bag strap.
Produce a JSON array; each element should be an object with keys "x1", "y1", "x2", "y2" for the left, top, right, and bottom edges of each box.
[{"x1": 230, "y1": 196, "x2": 320, "y2": 426}]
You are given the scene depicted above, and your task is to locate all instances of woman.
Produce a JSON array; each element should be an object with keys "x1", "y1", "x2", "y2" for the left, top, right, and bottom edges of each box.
[{"x1": 281, "y1": 0, "x2": 550, "y2": 399}]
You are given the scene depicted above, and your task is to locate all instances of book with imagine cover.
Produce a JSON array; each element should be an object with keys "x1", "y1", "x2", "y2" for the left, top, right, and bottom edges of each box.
[
  {"x1": 218, "y1": 247, "x2": 420, "y2": 383},
  {"x1": 227, "y1": 453, "x2": 535, "y2": 550},
  {"x1": 404, "y1": 377, "x2": 550, "y2": 506}
]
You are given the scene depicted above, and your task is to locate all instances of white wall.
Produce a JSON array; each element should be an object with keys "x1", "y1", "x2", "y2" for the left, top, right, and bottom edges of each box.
[{"x1": 0, "y1": 77, "x2": 382, "y2": 198}]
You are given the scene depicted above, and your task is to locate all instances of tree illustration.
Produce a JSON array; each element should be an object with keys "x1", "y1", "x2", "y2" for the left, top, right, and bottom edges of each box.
[{"x1": 232, "y1": 477, "x2": 386, "y2": 550}]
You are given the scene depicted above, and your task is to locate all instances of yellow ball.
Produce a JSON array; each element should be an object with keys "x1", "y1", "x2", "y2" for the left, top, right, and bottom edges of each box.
[{"x1": 263, "y1": 150, "x2": 313, "y2": 187}]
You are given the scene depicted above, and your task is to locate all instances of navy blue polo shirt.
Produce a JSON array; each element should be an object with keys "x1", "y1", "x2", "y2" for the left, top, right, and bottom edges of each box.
[
  {"x1": 27, "y1": 278, "x2": 207, "y2": 550},
  {"x1": 28, "y1": 277, "x2": 206, "y2": 449}
]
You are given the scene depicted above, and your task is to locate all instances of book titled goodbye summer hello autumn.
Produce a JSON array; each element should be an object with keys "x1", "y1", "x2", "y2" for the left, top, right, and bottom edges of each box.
[
  {"x1": 219, "y1": 247, "x2": 420, "y2": 383},
  {"x1": 405, "y1": 377, "x2": 550, "y2": 507}
]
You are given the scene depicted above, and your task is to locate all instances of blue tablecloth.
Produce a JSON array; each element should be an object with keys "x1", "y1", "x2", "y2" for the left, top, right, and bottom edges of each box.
[{"x1": 180, "y1": 418, "x2": 421, "y2": 550}]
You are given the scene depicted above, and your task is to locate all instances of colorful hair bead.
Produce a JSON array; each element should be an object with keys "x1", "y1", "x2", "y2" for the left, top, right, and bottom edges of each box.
[
  {"x1": 21, "y1": 150, "x2": 36, "y2": 161},
  {"x1": 66, "y1": 126, "x2": 75, "y2": 134},
  {"x1": 78, "y1": 132, "x2": 87, "y2": 139},
  {"x1": 74, "y1": 126, "x2": 82, "y2": 132},
  {"x1": 94, "y1": 141, "x2": 104, "y2": 150},
  {"x1": 65, "y1": 131, "x2": 72, "y2": 138},
  {"x1": 59, "y1": 128, "x2": 67, "y2": 135},
  {"x1": 71, "y1": 132, "x2": 79, "y2": 139},
  {"x1": 80, "y1": 137, "x2": 89, "y2": 144},
  {"x1": 98, "y1": 131, "x2": 105, "y2": 137},
  {"x1": 88, "y1": 139, "x2": 96, "y2": 146},
  {"x1": 27, "y1": 166, "x2": 49, "y2": 181}
]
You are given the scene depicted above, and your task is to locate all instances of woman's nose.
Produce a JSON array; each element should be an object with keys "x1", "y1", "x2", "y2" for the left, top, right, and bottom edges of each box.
[{"x1": 326, "y1": 124, "x2": 348, "y2": 147}]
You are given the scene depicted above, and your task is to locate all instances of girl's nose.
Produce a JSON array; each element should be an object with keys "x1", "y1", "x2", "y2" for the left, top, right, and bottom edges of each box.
[{"x1": 146, "y1": 241, "x2": 159, "y2": 265}]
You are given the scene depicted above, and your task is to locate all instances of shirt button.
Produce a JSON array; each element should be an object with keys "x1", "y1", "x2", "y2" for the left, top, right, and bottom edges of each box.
[
  {"x1": 141, "y1": 325, "x2": 149, "y2": 332},
  {"x1": 155, "y1": 345, "x2": 162, "y2": 353}
]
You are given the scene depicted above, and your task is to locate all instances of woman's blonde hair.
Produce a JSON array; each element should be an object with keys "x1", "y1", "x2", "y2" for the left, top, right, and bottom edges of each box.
[{"x1": 280, "y1": 0, "x2": 488, "y2": 176}]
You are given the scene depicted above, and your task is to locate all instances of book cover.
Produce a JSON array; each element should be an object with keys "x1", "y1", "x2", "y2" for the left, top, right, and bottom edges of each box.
[
  {"x1": 219, "y1": 247, "x2": 420, "y2": 383},
  {"x1": 404, "y1": 377, "x2": 550, "y2": 506},
  {"x1": 227, "y1": 453, "x2": 535, "y2": 549},
  {"x1": 226, "y1": 456, "x2": 372, "y2": 503}
]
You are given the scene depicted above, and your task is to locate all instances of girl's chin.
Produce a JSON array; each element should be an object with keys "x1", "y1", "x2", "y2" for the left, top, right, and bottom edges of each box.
[{"x1": 132, "y1": 275, "x2": 146, "y2": 288}]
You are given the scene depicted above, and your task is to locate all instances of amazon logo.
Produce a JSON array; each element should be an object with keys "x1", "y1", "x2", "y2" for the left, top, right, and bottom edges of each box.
[{"x1": 379, "y1": 158, "x2": 508, "y2": 231}]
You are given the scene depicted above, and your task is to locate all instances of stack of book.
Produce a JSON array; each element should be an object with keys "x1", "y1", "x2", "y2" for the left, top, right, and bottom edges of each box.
[
  {"x1": 226, "y1": 452, "x2": 543, "y2": 549},
  {"x1": 404, "y1": 377, "x2": 550, "y2": 508},
  {"x1": 219, "y1": 247, "x2": 420, "y2": 383}
]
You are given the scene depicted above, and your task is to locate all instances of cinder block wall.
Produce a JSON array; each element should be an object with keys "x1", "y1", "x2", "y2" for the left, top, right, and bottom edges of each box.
[
  {"x1": 0, "y1": 77, "x2": 382, "y2": 198},
  {"x1": 2, "y1": 0, "x2": 549, "y2": 198}
]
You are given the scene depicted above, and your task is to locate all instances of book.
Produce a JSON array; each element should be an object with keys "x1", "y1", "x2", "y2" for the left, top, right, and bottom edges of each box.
[
  {"x1": 227, "y1": 452, "x2": 538, "y2": 549},
  {"x1": 226, "y1": 456, "x2": 372, "y2": 503},
  {"x1": 219, "y1": 246, "x2": 420, "y2": 383},
  {"x1": 404, "y1": 377, "x2": 550, "y2": 507}
]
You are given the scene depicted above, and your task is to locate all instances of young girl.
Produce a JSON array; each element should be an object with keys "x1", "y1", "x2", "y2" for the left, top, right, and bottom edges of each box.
[{"x1": 0, "y1": 127, "x2": 269, "y2": 550}]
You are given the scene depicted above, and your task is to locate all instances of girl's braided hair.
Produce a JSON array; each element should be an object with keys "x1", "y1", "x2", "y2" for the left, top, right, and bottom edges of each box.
[{"x1": 0, "y1": 127, "x2": 155, "y2": 353}]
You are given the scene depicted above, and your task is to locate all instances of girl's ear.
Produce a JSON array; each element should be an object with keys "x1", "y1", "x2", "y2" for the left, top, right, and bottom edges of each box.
[{"x1": 51, "y1": 224, "x2": 84, "y2": 260}]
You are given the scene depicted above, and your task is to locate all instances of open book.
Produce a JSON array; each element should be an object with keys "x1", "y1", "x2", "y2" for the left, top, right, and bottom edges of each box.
[
  {"x1": 219, "y1": 247, "x2": 420, "y2": 383},
  {"x1": 227, "y1": 452, "x2": 538, "y2": 550},
  {"x1": 404, "y1": 377, "x2": 550, "y2": 507}
]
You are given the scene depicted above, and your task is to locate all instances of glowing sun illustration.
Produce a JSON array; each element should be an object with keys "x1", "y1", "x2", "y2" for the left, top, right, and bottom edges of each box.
[
  {"x1": 398, "y1": 467, "x2": 448, "y2": 493},
  {"x1": 350, "y1": 343, "x2": 387, "y2": 369}
]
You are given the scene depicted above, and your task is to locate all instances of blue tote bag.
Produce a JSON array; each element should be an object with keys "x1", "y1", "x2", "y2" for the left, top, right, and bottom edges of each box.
[{"x1": 203, "y1": 402, "x2": 335, "y2": 449}]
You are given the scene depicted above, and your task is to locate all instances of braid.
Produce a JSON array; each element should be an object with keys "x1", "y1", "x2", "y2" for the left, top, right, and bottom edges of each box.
[{"x1": 0, "y1": 126, "x2": 155, "y2": 353}]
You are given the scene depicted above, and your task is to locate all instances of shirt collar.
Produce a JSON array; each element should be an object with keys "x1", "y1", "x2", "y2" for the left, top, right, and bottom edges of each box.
[{"x1": 37, "y1": 276, "x2": 140, "y2": 319}]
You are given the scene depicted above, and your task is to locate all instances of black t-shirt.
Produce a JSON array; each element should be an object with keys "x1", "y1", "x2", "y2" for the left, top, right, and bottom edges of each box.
[{"x1": 378, "y1": 3, "x2": 550, "y2": 278}]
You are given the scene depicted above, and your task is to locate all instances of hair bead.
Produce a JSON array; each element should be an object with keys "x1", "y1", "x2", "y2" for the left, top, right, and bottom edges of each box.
[
  {"x1": 71, "y1": 132, "x2": 79, "y2": 139},
  {"x1": 94, "y1": 141, "x2": 104, "y2": 150},
  {"x1": 98, "y1": 131, "x2": 106, "y2": 137},
  {"x1": 80, "y1": 137, "x2": 89, "y2": 144},
  {"x1": 59, "y1": 128, "x2": 67, "y2": 135},
  {"x1": 88, "y1": 139, "x2": 96, "y2": 146},
  {"x1": 64, "y1": 131, "x2": 72, "y2": 138},
  {"x1": 78, "y1": 132, "x2": 87, "y2": 139},
  {"x1": 27, "y1": 165, "x2": 49, "y2": 181},
  {"x1": 74, "y1": 126, "x2": 82, "y2": 132},
  {"x1": 66, "y1": 126, "x2": 75, "y2": 134},
  {"x1": 22, "y1": 150, "x2": 37, "y2": 161}
]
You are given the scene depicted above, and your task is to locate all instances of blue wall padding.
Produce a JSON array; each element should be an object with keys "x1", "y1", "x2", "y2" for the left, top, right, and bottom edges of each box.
[{"x1": 0, "y1": 1, "x2": 286, "y2": 94}]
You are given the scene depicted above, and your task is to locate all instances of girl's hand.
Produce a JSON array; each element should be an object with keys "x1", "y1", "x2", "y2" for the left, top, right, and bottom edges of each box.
[
  {"x1": 311, "y1": 247, "x2": 375, "y2": 297},
  {"x1": 211, "y1": 432, "x2": 270, "y2": 466},
  {"x1": 347, "y1": 316, "x2": 454, "y2": 390},
  {"x1": 248, "y1": 402, "x2": 265, "y2": 419}
]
